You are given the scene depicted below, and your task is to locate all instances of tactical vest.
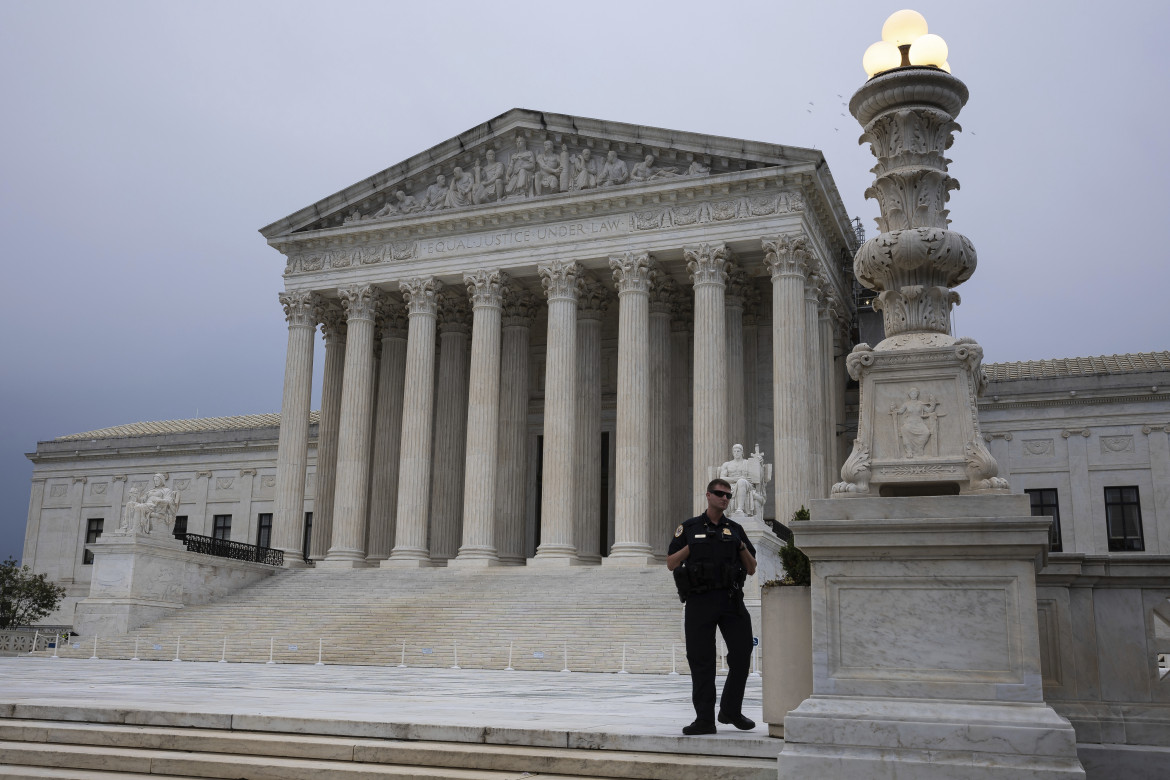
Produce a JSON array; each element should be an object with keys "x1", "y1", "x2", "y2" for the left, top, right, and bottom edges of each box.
[{"x1": 672, "y1": 519, "x2": 746, "y2": 603}]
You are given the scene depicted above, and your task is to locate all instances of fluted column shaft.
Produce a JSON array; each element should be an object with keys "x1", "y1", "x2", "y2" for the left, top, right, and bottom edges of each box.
[
  {"x1": 686, "y1": 243, "x2": 731, "y2": 512},
  {"x1": 495, "y1": 289, "x2": 537, "y2": 565},
  {"x1": 388, "y1": 278, "x2": 442, "y2": 566},
  {"x1": 310, "y1": 303, "x2": 346, "y2": 561},
  {"x1": 607, "y1": 252, "x2": 655, "y2": 563},
  {"x1": 804, "y1": 274, "x2": 825, "y2": 499},
  {"x1": 429, "y1": 294, "x2": 471, "y2": 563},
  {"x1": 725, "y1": 268, "x2": 748, "y2": 449},
  {"x1": 819, "y1": 304, "x2": 836, "y2": 495},
  {"x1": 366, "y1": 306, "x2": 407, "y2": 563},
  {"x1": 323, "y1": 285, "x2": 382, "y2": 565},
  {"x1": 744, "y1": 313, "x2": 760, "y2": 453},
  {"x1": 670, "y1": 302, "x2": 694, "y2": 526},
  {"x1": 764, "y1": 236, "x2": 811, "y2": 525},
  {"x1": 272, "y1": 291, "x2": 317, "y2": 564},
  {"x1": 573, "y1": 302, "x2": 604, "y2": 563},
  {"x1": 534, "y1": 260, "x2": 582, "y2": 563},
  {"x1": 454, "y1": 270, "x2": 506, "y2": 565},
  {"x1": 648, "y1": 287, "x2": 673, "y2": 558}
]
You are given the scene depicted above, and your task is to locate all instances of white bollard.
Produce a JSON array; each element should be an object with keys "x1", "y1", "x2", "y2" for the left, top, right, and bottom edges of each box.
[
  {"x1": 618, "y1": 643, "x2": 628, "y2": 674},
  {"x1": 30, "y1": 630, "x2": 38, "y2": 655},
  {"x1": 90, "y1": 636, "x2": 98, "y2": 660},
  {"x1": 131, "y1": 636, "x2": 139, "y2": 662},
  {"x1": 451, "y1": 640, "x2": 461, "y2": 670},
  {"x1": 397, "y1": 640, "x2": 407, "y2": 669},
  {"x1": 50, "y1": 634, "x2": 59, "y2": 659},
  {"x1": 219, "y1": 636, "x2": 228, "y2": 664},
  {"x1": 750, "y1": 645, "x2": 761, "y2": 678},
  {"x1": 266, "y1": 637, "x2": 275, "y2": 664},
  {"x1": 561, "y1": 642, "x2": 570, "y2": 673},
  {"x1": 505, "y1": 641, "x2": 514, "y2": 671},
  {"x1": 670, "y1": 644, "x2": 679, "y2": 675},
  {"x1": 316, "y1": 638, "x2": 324, "y2": 666},
  {"x1": 173, "y1": 636, "x2": 182, "y2": 662}
]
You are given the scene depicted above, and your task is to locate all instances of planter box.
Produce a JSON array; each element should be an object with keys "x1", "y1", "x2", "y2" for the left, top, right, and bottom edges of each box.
[{"x1": 761, "y1": 584, "x2": 812, "y2": 738}]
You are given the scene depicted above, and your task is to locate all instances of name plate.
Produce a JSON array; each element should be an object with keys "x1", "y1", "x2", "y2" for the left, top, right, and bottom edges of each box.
[{"x1": 420, "y1": 216, "x2": 630, "y2": 258}]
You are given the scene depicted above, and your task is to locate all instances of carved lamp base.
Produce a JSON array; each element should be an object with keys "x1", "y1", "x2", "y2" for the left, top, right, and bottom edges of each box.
[{"x1": 833, "y1": 336, "x2": 1009, "y2": 497}]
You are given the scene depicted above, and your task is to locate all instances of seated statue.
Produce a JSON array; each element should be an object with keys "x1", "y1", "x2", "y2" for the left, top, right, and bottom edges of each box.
[
  {"x1": 119, "y1": 473, "x2": 181, "y2": 536},
  {"x1": 718, "y1": 444, "x2": 772, "y2": 518}
]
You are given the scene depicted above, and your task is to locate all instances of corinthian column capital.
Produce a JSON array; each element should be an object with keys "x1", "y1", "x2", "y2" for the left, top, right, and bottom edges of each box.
[
  {"x1": 464, "y1": 269, "x2": 507, "y2": 308},
  {"x1": 399, "y1": 277, "x2": 443, "y2": 316},
  {"x1": 762, "y1": 233, "x2": 812, "y2": 279},
  {"x1": 279, "y1": 290, "x2": 317, "y2": 328},
  {"x1": 725, "y1": 266, "x2": 751, "y2": 310},
  {"x1": 502, "y1": 284, "x2": 540, "y2": 327},
  {"x1": 338, "y1": 284, "x2": 384, "y2": 322},
  {"x1": 609, "y1": 251, "x2": 654, "y2": 294},
  {"x1": 378, "y1": 295, "x2": 409, "y2": 338},
  {"x1": 315, "y1": 299, "x2": 347, "y2": 342},
  {"x1": 649, "y1": 268, "x2": 678, "y2": 315},
  {"x1": 438, "y1": 289, "x2": 472, "y2": 334},
  {"x1": 684, "y1": 242, "x2": 731, "y2": 287},
  {"x1": 538, "y1": 260, "x2": 583, "y2": 302},
  {"x1": 577, "y1": 274, "x2": 612, "y2": 321}
]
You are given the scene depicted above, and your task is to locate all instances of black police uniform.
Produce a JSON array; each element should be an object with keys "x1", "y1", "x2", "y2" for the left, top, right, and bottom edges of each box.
[{"x1": 668, "y1": 512, "x2": 756, "y2": 727}]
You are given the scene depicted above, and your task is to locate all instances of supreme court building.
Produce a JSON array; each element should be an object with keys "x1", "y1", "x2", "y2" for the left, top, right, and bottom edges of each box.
[{"x1": 21, "y1": 110, "x2": 1170, "y2": 618}]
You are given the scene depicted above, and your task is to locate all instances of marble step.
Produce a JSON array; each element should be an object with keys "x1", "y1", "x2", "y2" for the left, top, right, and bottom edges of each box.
[{"x1": 0, "y1": 721, "x2": 775, "y2": 780}]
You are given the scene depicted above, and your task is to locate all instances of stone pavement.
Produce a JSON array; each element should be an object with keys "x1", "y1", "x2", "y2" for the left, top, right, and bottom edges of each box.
[{"x1": 0, "y1": 657, "x2": 778, "y2": 759}]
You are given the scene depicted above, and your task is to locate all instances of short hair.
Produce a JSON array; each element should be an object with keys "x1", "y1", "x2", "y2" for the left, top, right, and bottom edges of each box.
[{"x1": 707, "y1": 478, "x2": 732, "y2": 493}]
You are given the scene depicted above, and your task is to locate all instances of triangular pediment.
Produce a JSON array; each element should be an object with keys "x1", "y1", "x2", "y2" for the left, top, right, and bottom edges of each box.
[{"x1": 259, "y1": 108, "x2": 824, "y2": 239}]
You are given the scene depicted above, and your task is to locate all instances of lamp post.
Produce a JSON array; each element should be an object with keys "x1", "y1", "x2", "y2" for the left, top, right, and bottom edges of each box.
[{"x1": 832, "y1": 11, "x2": 1008, "y2": 498}]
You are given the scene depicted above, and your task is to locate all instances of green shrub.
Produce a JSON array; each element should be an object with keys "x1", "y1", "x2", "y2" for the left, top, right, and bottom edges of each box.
[{"x1": 778, "y1": 506, "x2": 811, "y2": 586}]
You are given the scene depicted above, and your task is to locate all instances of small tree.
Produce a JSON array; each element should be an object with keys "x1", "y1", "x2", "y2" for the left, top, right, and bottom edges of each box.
[
  {"x1": 0, "y1": 557, "x2": 66, "y2": 629},
  {"x1": 777, "y1": 506, "x2": 812, "y2": 586}
]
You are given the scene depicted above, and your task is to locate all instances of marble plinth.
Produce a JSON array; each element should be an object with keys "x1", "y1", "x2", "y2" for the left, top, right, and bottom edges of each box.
[{"x1": 775, "y1": 495, "x2": 1085, "y2": 779}]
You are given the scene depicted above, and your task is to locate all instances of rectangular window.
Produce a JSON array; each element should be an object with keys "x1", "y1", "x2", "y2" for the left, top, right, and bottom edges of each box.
[
  {"x1": 1105, "y1": 487, "x2": 1144, "y2": 552},
  {"x1": 83, "y1": 518, "x2": 104, "y2": 564},
  {"x1": 302, "y1": 512, "x2": 313, "y2": 562},
  {"x1": 173, "y1": 515, "x2": 188, "y2": 541},
  {"x1": 212, "y1": 514, "x2": 232, "y2": 541},
  {"x1": 1025, "y1": 489, "x2": 1062, "y2": 552},
  {"x1": 257, "y1": 513, "x2": 273, "y2": 549}
]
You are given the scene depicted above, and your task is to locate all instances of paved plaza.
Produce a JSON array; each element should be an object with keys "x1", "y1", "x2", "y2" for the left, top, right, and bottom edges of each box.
[{"x1": 0, "y1": 657, "x2": 776, "y2": 759}]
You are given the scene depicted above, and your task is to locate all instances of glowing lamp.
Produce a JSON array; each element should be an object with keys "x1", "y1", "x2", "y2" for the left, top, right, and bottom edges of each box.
[
  {"x1": 863, "y1": 40, "x2": 902, "y2": 78},
  {"x1": 881, "y1": 9, "x2": 928, "y2": 47},
  {"x1": 939, "y1": 60, "x2": 951, "y2": 73},
  {"x1": 909, "y1": 33, "x2": 949, "y2": 67}
]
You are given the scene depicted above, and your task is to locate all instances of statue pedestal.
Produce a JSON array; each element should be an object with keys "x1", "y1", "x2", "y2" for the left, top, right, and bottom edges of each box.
[
  {"x1": 775, "y1": 495, "x2": 1085, "y2": 779},
  {"x1": 729, "y1": 512, "x2": 783, "y2": 601},
  {"x1": 74, "y1": 532, "x2": 188, "y2": 636}
]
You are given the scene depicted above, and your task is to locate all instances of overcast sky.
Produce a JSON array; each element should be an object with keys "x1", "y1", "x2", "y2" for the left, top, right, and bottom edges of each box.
[{"x1": 2, "y1": 0, "x2": 1167, "y2": 563}]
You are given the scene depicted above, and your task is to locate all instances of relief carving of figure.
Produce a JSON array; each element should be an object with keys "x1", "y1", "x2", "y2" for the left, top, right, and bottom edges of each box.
[
  {"x1": 473, "y1": 149, "x2": 505, "y2": 204},
  {"x1": 372, "y1": 198, "x2": 399, "y2": 219},
  {"x1": 394, "y1": 190, "x2": 424, "y2": 214},
  {"x1": 505, "y1": 136, "x2": 535, "y2": 199},
  {"x1": 686, "y1": 160, "x2": 711, "y2": 176},
  {"x1": 534, "y1": 140, "x2": 563, "y2": 196},
  {"x1": 446, "y1": 166, "x2": 474, "y2": 209},
  {"x1": 119, "y1": 473, "x2": 181, "y2": 536},
  {"x1": 718, "y1": 444, "x2": 772, "y2": 517},
  {"x1": 596, "y1": 150, "x2": 629, "y2": 187},
  {"x1": 571, "y1": 148, "x2": 598, "y2": 191},
  {"x1": 343, "y1": 209, "x2": 365, "y2": 224},
  {"x1": 630, "y1": 154, "x2": 679, "y2": 183},
  {"x1": 890, "y1": 387, "x2": 945, "y2": 458},
  {"x1": 424, "y1": 174, "x2": 449, "y2": 211}
]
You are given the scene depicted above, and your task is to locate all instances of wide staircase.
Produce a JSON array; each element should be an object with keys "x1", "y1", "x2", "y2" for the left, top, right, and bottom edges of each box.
[
  {"x1": 39, "y1": 567, "x2": 701, "y2": 673},
  {"x1": 0, "y1": 718, "x2": 778, "y2": 779}
]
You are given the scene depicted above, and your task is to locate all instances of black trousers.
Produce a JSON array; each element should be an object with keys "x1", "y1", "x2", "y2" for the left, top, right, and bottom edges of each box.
[{"x1": 684, "y1": 588, "x2": 753, "y2": 723}]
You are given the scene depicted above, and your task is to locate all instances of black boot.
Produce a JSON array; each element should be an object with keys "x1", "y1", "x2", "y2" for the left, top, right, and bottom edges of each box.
[
  {"x1": 717, "y1": 712, "x2": 756, "y2": 730},
  {"x1": 682, "y1": 719, "x2": 717, "y2": 735}
]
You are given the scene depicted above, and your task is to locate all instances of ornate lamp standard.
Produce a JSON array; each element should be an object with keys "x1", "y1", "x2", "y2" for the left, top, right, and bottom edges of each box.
[{"x1": 775, "y1": 12, "x2": 1085, "y2": 778}]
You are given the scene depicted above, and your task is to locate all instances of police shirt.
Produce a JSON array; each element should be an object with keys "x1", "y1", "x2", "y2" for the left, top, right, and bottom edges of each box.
[{"x1": 668, "y1": 513, "x2": 756, "y2": 564}]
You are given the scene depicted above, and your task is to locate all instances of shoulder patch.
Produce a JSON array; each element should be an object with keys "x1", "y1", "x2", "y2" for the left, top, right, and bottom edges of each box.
[{"x1": 674, "y1": 524, "x2": 684, "y2": 538}]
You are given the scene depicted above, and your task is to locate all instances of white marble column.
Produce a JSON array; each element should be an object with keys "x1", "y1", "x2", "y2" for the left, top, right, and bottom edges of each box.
[
  {"x1": 453, "y1": 269, "x2": 506, "y2": 566},
  {"x1": 763, "y1": 235, "x2": 811, "y2": 526},
  {"x1": 533, "y1": 259, "x2": 583, "y2": 564},
  {"x1": 804, "y1": 271, "x2": 825, "y2": 500},
  {"x1": 648, "y1": 272, "x2": 676, "y2": 558},
  {"x1": 322, "y1": 284, "x2": 383, "y2": 566},
  {"x1": 607, "y1": 252, "x2": 656, "y2": 564},
  {"x1": 670, "y1": 297, "x2": 694, "y2": 524},
  {"x1": 366, "y1": 301, "x2": 407, "y2": 564},
  {"x1": 725, "y1": 266, "x2": 749, "y2": 449},
  {"x1": 271, "y1": 290, "x2": 317, "y2": 565},
  {"x1": 495, "y1": 287, "x2": 538, "y2": 565},
  {"x1": 685, "y1": 243, "x2": 731, "y2": 512},
  {"x1": 309, "y1": 301, "x2": 346, "y2": 561},
  {"x1": 743, "y1": 284, "x2": 761, "y2": 456},
  {"x1": 387, "y1": 277, "x2": 442, "y2": 567},
  {"x1": 573, "y1": 277, "x2": 608, "y2": 564},
  {"x1": 818, "y1": 289, "x2": 838, "y2": 495},
  {"x1": 428, "y1": 291, "x2": 471, "y2": 564}
]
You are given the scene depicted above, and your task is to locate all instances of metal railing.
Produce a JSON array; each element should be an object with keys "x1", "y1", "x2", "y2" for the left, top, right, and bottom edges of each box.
[{"x1": 183, "y1": 534, "x2": 283, "y2": 566}]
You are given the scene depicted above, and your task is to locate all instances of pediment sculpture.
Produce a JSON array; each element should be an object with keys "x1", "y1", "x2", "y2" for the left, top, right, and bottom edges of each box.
[
  {"x1": 118, "y1": 473, "x2": 181, "y2": 537},
  {"x1": 718, "y1": 443, "x2": 773, "y2": 519}
]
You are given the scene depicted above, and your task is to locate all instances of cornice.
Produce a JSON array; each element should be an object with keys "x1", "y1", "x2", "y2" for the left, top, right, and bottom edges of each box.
[{"x1": 977, "y1": 392, "x2": 1169, "y2": 412}]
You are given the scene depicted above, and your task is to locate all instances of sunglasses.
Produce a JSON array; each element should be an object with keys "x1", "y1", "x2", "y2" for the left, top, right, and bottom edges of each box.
[{"x1": 709, "y1": 490, "x2": 732, "y2": 499}]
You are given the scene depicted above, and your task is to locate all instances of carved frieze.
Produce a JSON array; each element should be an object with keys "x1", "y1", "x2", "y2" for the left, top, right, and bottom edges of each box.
[
  {"x1": 50, "y1": 485, "x2": 67, "y2": 498},
  {"x1": 1100, "y1": 435, "x2": 1135, "y2": 454},
  {"x1": 1023, "y1": 439, "x2": 1054, "y2": 456},
  {"x1": 174, "y1": 479, "x2": 191, "y2": 491},
  {"x1": 216, "y1": 478, "x2": 234, "y2": 490}
]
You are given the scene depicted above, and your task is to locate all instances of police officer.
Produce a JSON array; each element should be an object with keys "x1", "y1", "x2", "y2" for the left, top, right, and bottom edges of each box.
[{"x1": 666, "y1": 477, "x2": 757, "y2": 735}]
